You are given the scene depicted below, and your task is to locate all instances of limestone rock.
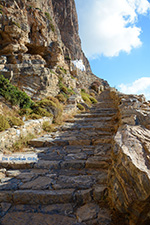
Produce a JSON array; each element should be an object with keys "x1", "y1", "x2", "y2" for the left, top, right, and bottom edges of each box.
[
  {"x1": 0, "y1": 0, "x2": 108, "y2": 99},
  {"x1": 108, "y1": 125, "x2": 150, "y2": 224}
]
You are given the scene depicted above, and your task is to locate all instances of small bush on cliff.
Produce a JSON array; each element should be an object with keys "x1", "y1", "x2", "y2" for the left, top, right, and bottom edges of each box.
[
  {"x1": 12, "y1": 133, "x2": 35, "y2": 152},
  {"x1": 0, "y1": 115, "x2": 10, "y2": 132},
  {"x1": 81, "y1": 91, "x2": 97, "y2": 106},
  {"x1": 33, "y1": 97, "x2": 63, "y2": 124},
  {"x1": 56, "y1": 93, "x2": 67, "y2": 103},
  {"x1": 45, "y1": 12, "x2": 55, "y2": 32},
  {"x1": 42, "y1": 121, "x2": 57, "y2": 132},
  {"x1": 32, "y1": 105, "x2": 53, "y2": 118},
  {"x1": 7, "y1": 116, "x2": 24, "y2": 127},
  {"x1": 0, "y1": 75, "x2": 33, "y2": 109},
  {"x1": 89, "y1": 96, "x2": 98, "y2": 104},
  {"x1": 77, "y1": 103, "x2": 85, "y2": 111}
]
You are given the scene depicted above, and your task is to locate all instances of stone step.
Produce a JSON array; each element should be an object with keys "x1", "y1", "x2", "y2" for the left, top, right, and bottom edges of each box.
[
  {"x1": 0, "y1": 200, "x2": 111, "y2": 225},
  {"x1": 88, "y1": 108, "x2": 117, "y2": 112},
  {"x1": 65, "y1": 116, "x2": 114, "y2": 123},
  {"x1": 59, "y1": 123, "x2": 115, "y2": 132},
  {"x1": 29, "y1": 135, "x2": 112, "y2": 148},
  {"x1": 75, "y1": 112, "x2": 116, "y2": 118}
]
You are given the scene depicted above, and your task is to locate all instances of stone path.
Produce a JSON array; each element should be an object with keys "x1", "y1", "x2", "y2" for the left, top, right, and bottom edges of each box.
[{"x1": 0, "y1": 90, "x2": 119, "y2": 225}]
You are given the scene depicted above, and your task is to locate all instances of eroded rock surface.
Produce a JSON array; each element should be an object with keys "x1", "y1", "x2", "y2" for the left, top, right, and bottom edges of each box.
[
  {"x1": 108, "y1": 89, "x2": 150, "y2": 225},
  {"x1": 0, "y1": 0, "x2": 108, "y2": 98}
]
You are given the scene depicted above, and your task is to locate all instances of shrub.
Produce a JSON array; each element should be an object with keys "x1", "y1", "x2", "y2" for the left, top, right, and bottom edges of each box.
[
  {"x1": 33, "y1": 97, "x2": 63, "y2": 123},
  {"x1": 61, "y1": 85, "x2": 68, "y2": 94},
  {"x1": 81, "y1": 91, "x2": 97, "y2": 106},
  {"x1": 19, "y1": 108, "x2": 33, "y2": 116},
  {"x1": 81, "y1": 92, "x2": 92, "y2": 106},
  {"x1": 77, "y1": 103, "x2": 85, "y2": 111},
  {"x1": 45, "y1": 12, "x2": 55, "y2": 32},
  {"x1": 42, "y1": 121, "x2": 56, "y2": 132},
  {"x1": 56, "y1": 93, "x2": 67, "y2": 103},
  {"x1": 7, "y1": 116, "x2": 24, "y2": 127},
  {"x1": 0, "y1": 74, "x2": 33, "y2": 108},
  {"x1": 45, "y1": 12, "x2": 52, "y2": 21},
  {"x1": 90, "y1": 92, "x2": 95, "y2": 97},
  {"x1": 32, "y1": 106, "x2": 53, "y2": 117},
  {"x1": 12, "y1": 133, "x2": 35, "y2": 152},
  {"x1": 89, "y1": 96, "x2": 98, "y2": 104},
  {"x1": 0, "y1": 115, "x2": 10, "y2": 132},
  {"x1": 27, "y1": 113, "x2": 42, "y2": 120}
]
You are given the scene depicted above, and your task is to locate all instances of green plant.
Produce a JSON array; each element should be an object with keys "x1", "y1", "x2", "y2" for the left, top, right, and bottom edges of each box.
[
  {"x1": 32, "y1": 106, "x2": 53, "y2": 117},
  {"x1": 7, "y1": 116, "x2": 24, "y2": 127},
  {"x1": 65, "y1": 56, "x2": 71, "y2": 60},
  {"x1": 35, "y1": 7, "x2": 41, "y2": 11},
  {"x1": 0, "y1": 115, "x2": 10, "y2": 132},
  {"x1": 89, "y1": 96, "x2": 98, "y2": 104},
  {"x1": 50, "y1": 69, "x2": 55, "y2": 74},
  {"x1": 50, "y1": 23, "x2": 55, "y2": 32},
  {"x1": 0, "y1": 4, "x2": 3, "y2": 10},
  {"x1": 19, "y1": 108, "x2": 33, "y2": 116},
  {"x1": 81, "y1": 89, "x2": 86, "y2": 93},
  {"x1": 12, "y1": 21, "x2": 21, "y2": 29},
  {"x1": 33, "y1": 97, "x2": 63, "y2": 124},
  {"x1": 77, "y1": 103, "x2": 85, "y2": 111},
  {"x1": 67, "y1": 88, "x2": 76, "y2": 95},
  {"x1": 45, "y1": 12, "x2": 55, "y2": 32},
  {"x1": 71, "y1": 75, "x2": 75, "y2": 79},
  {"x1": 81, "y1": 91, "x2": 92, "y2": 106},
  {"x1": 56, "y1": 93, "x2": 67, "y2": 103},
  {"x1": 45, "y1": 12, "x2": 52, "y2": 21},
  {"x1": 42, "y1": 121, "x2": 56, "y2": 132},
  {"x1": 26, "y1": 113, "x2": 42, "y2": 120},
  {"x1": 0, "y1": 75, "x2": 33, "y2": 108},
  {"x1": 12, "y1": 133, "x2": 35, "y2": 152},
  {"x1": 58, "y1": 66, "x2": 67, "y2": 74}
]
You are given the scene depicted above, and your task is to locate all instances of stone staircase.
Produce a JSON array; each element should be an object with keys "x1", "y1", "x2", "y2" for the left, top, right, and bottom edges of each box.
[{"x1": 0, "y1": 90, "x2": 119, "y2": 225}]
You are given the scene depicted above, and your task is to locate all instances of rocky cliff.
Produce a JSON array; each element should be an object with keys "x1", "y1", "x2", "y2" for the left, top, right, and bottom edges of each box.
[
  {"x1": 108, "y1": 89, "x2": 150, "y2": 225},
  {"x1": 0, "y1": 0, "x2": 108, "y2": 99}
]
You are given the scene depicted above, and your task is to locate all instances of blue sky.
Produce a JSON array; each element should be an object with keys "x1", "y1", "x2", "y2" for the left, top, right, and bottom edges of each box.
[{"x1": 75, "y1": 0, "x2": 150, "y2": 100}]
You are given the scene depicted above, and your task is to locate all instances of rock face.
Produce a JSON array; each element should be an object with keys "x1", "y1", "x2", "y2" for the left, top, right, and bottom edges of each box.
[
  {"x1": 108, "y1": 89, "x2": 150, "y2": 225},
  {"x1": 0, "y1": 0, "x2": 108, "y2": 99}
]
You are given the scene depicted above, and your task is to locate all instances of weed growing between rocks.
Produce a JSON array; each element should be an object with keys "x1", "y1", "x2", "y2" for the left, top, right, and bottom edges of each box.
[
  {"x1": 0, "y1": 115, "x2": 10, "y2": 131},
  {"x1": 81, "y1": 90, "x2": 97, "y2": 106},
  {"x1": 12, "y1": 133, "x2": 35, "y2": 152},
  {"x1": 42, "y1": 121, "x2": 57, "y2": 132},
  {"x1": 77, "y1": 103, "x2": 85, "y2": 111}
]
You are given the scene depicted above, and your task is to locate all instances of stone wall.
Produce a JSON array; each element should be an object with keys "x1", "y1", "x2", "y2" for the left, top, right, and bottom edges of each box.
[
  {"x1": 108, "y1": 88, "x2": 150, "y2": 225},
  {"x1": 0, "y1": 117, "x2": 53, "y2": 151}
]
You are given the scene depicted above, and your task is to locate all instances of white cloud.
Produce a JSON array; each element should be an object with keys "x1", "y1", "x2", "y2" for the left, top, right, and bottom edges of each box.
[
  {"x1": 118, "y1": 77, "x2": 150, "y2": 100},
  {"x1": 75, "y1": 0, "x2": 150, "y2": 58}
]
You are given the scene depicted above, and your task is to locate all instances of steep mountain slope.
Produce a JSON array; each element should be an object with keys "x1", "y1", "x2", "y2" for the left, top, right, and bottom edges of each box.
[{"x1": 0, "y1": 0, "x2": 108, "y2": 99}]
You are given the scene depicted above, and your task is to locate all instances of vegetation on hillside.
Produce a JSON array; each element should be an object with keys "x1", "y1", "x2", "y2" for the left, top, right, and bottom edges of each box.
[
  {"x1": 81, "y1": 89, "x2": 97, "y2": 106},
  {"x1": 0, "y1": 74, "x2": 99, "y2": 133},
  {"x1": 0, "y1": 74, "x2": 33, "y2": 109}
]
